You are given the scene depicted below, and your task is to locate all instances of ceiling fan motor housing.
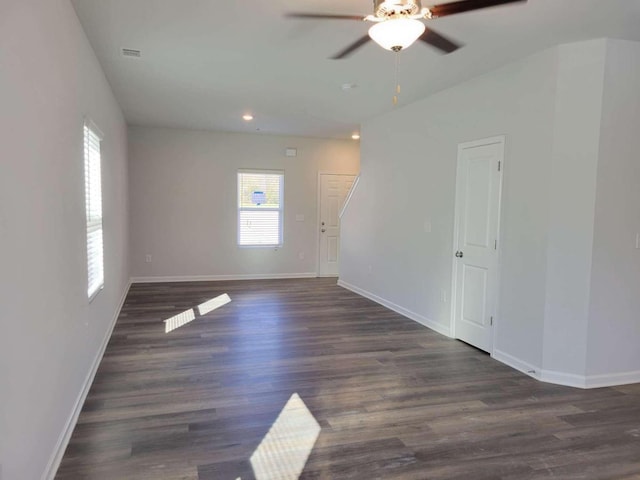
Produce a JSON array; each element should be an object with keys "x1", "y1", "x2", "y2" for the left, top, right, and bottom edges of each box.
[{"x1": 373, "y1": 0, "x2": 422, "y2": 18}]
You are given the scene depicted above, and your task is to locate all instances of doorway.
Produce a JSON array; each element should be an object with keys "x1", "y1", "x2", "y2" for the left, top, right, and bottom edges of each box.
[
  {"x1": 318, "y1": 173, "x2": 357, "y2": 277},
  {"x1": 451, "y1": 136, "x2": 505, "y2": 353}
]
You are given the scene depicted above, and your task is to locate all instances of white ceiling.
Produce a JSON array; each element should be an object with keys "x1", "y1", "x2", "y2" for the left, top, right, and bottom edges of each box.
[{"x1": 71, "y1": 0, "x2": 640, "y2": 139}]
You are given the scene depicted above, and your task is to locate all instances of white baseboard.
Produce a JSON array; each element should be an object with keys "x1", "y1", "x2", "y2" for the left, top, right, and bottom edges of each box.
[
  {"x1": 583, "y1": 370, "x2": 640, "y2": 389},
  {"x1": 130, "y1": 273, "x2": 318, "y2": 283},
  {"x1": 493, "y1": 349, "x2": 640, "y2": 389},
  {"x1": 337, "y1": 279, "x2": 452, "y2": 338},
  {"x1": 492, "y1": 349, "x2": 542, "y2": 381},
  {"x1": 540, "y1": 368, "x2": 587, "y2": 389},
  {"x1": 42, "y1": 281, "x2": 131, "y2": 480},
  {"x1": 538, "y1": 366, "x2": 640, "y2": 389}
]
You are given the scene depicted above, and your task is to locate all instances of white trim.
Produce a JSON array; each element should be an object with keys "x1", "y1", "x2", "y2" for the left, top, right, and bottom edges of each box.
[
  {"x1": 492, "y1": 349, "x2": 640, "y2": 389},
  {"x1": 583, "y1": 370, "x2": 640, "y2": 389},
  {"x1": 492, "y1": 349, "x2": 541, "y2": 381},
  {"x1": 130, "y1": 273, "x2": 317, "y2": 284},
  {"x1": 43, "y1": 281, "x2": 131, "y2": 480},
  {"x1": 540, "y1": 369, "x2": 587, "y2": 389},
  {"x1": 491, "y1": 138, "x2": 506, "y2": 355},
  {"x1": 337, "y1": 280, "x2": 452, "y2": 338},
  {"x1": 339, "y1": 175, "x2": 360, "y2": 219},
  {"x1": 87, "y1": 283, "x2": 104, "y2": 303},
  {"x1": 83, "y1": 116, "x2": 103, "y2": 141},
  {"x1": 238, "y1": 168, "x2": 285, "y2": 175},
  {"x1": 458, "y1": 135, "x2": 506, "y2": 150}
]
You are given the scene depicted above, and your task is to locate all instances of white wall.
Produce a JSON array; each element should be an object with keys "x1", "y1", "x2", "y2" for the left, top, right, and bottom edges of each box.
[
  {"x1": 340, "y1": 48, "x2": 559, "y2": 368},
  {"x1": 0, "y1": 1, "x2": 129, "y2": 479},
  {"x1": 587, "y1": 39, "x2": 640, "y2": 379},
  {"x1": 542, "y1": 40, "x2": 606, "y2": 378},
  {"x1": 341, "y1": 38, "x2": 640, "y2": 388},
  {"x1": 128, "y1": 127, "x2": 359, "y2": 279}
]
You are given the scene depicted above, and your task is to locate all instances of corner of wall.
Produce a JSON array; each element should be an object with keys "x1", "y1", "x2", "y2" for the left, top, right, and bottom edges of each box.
[{"x1": 541, "y1": 38, "x2": 607, "y2": 379}]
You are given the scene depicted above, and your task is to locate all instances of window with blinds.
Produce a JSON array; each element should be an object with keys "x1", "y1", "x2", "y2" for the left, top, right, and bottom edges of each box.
[
  {"x1": 238, "y1": 170, "x2": 284, "y2": 246},
  {"x1": 84, "y1": 122, "x2": 104, "y2": 299}
]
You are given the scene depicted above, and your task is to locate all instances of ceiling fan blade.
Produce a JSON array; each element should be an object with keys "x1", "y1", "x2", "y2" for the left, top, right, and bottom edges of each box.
[
  {"x1": 419, "y1": 27, "x2": 461, "y2": 53},
  {"x1": 429, "y1": 0, "x2": 526, "y2": 18},
  {"x1": 331, "y1": 35, "x2": 371, "y2": 59},
  {"x1": 286, "y1": 13, "x2": 364, "y2": 21}
]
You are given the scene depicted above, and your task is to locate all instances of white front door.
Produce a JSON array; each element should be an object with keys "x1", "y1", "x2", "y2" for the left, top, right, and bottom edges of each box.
[
  {"x1": 318, "y1": 174, "x2": 356, "y2": 276},
  {"x1": 452, "y1": 137, "x2": 504, "y2": 353}
]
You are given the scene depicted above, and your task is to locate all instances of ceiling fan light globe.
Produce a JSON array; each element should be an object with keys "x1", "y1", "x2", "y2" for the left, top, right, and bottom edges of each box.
[{"x1": 368, "y1": 18, "x2": 425, "y2": 51}]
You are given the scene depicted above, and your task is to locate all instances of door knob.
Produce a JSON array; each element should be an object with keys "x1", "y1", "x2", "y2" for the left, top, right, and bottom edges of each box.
[
  {"x1": 321, "y1": 229, "x2": 326, "y2": 233},
  {"x1": 455, "y1": 251, "x2": 464, "y2": 258}
]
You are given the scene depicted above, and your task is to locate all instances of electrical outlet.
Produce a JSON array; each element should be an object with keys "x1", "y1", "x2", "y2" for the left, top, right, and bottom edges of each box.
[
  {"x1": 298, "y1": 252, "x2": 305, "y2": 260},
  {"x1": 145, "y1": 254, "x2": 152, "y2": 263}
]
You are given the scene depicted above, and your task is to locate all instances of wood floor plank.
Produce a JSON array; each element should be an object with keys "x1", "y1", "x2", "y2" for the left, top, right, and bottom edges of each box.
[{"x1": 56, "y1": 278, "x2": 640, "y2": 479}]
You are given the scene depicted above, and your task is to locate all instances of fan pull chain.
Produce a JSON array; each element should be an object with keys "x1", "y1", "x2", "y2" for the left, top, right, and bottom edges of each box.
[{"x1": 393, "y1": 50, "x2": 401, "y2": 106}]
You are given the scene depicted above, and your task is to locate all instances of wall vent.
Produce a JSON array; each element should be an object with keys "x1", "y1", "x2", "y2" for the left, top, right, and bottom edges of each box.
[{"x1": 122, "y1": 48, "x2": 141, "y2": 58}]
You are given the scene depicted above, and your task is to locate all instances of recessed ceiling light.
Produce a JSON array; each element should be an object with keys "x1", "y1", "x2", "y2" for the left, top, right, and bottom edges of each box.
[
  {"x1": 342, "y1": 83, "x2": 358, "y2": 91},
  {"x1": 352, "y1": 133, "x2": 361, "y2": 140},
  {"x1": 242, "y1": 114, "x2": 254, "y2": 121}
]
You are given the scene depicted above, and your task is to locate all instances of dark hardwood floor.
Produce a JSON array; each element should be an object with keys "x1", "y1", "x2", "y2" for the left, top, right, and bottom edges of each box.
[{"x1": 57, "y1": 278, "x2": 640, "y2": 479}]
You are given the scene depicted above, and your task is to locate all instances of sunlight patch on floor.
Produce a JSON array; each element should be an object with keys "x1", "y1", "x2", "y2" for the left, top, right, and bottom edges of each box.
[
  {"x1": 197, "y1": 293, "x2": 231, "y2": 316},
  {"x1": 164, "y1": 309, "x2": 196, "y2": 333},
  {"x1": 164, "y1": 293, "x2": 232, "y2": 333},
  {"x1": 249, "y1": 393, "x2": 321, "y2": 480}
]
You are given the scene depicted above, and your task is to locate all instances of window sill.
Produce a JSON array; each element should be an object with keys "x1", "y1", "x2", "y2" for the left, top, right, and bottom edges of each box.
[{"x1": 88, "y1": 284, "x2": 104, "y2": 303}]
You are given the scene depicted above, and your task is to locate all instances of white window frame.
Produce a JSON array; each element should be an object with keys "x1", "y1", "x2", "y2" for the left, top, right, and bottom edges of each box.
[
  {"x1": 237, "y1": 169, "x2": 284, "y2": 247},
  {"x1": 84, "y1": 119, "x2": 104, "y2": 301}
]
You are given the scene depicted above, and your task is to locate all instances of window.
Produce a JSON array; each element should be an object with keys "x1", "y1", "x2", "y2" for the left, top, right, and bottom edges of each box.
[
  {"x1": 238, "y1": 170, "x2": 284, "y2": 246},
  {"x1": 84, "y1": 121, "x2": 104, "y2": 299}
]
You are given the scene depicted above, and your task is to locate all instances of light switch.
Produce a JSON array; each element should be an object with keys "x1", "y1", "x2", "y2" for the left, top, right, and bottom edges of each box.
[
  {"x1": 636, "y1": 233, "x2": 640, "y2": 249},
  {"x1": 424, "y1": 220, "x2": 432, "y2": 233},
  {"x1": 296, "y1": 214, "x2": 305, "y2": 222}
]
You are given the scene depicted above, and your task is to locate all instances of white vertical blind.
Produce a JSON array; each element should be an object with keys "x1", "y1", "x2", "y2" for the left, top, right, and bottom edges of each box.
[
  {"x1": 238, "y1": 170, "x2": 284, "y2": 246},
  {"x1": 84, "y1": 122, "x2": 104, "y2": 299}
]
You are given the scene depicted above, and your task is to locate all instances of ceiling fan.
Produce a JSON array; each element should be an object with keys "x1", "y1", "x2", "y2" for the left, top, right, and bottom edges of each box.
[{"x1": 286, "y1": 0, "x2": 527, "y2": 59}]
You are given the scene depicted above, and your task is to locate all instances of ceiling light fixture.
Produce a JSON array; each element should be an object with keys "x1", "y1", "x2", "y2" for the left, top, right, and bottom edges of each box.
[
  {"x1": 368, "y1": 18, "x2": 425, "y2": 51},
  {"x1": 242, "y1": 114, "x2": 254, "y2": 121},
  {"x1": 352, "y1": 133, "x2": 361, "y2": 140}
]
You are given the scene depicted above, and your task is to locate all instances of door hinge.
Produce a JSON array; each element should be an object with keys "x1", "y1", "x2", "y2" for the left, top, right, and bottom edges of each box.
[
  {"x1": 494, "y1": 239, "x2": 497, "y2": 250},
  {"x1": 498, "y1": 161, "x2": 501, "y2": 172},
  {"x1": 490, "y1": 316, "x2": 494, "y2": 326}
]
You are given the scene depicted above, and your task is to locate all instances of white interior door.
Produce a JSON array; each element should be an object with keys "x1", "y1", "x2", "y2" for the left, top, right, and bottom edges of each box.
[
  {"x1": 318, "y1": 174, "x2": 356, "y2": 276},
  {"x1": 452, "y1": 137, "x2": 504, "y2": 353}
]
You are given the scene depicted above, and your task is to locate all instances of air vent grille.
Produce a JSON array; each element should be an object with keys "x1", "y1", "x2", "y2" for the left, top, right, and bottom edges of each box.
[{"x1": 122, "y1": 48, "x2": 141, "y2": 58}]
